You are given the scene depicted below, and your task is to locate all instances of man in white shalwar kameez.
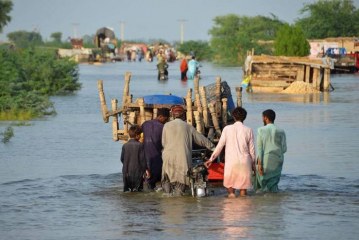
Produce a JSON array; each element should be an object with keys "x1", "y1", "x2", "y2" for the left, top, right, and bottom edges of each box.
[
  {"x1": 206, "y1": 107, "x2": 256, "y2": 197},
  {"x1": 161, "y1": 105, "x2": 215, "y2": 195}
]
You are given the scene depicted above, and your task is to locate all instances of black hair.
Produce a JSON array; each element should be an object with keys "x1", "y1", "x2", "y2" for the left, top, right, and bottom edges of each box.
[
  {"x1": 232, "y1": 107, "x2": 247, "y2": 122},
  {"x1": 128, "y1": 125, "x2": 142, "y2": 138},
  {"x1": 262, "y1": 109, "x2": 276, "y2": 122},
  {"x1": 157, "y1": 108, "x2": 170, "y2": 118}
]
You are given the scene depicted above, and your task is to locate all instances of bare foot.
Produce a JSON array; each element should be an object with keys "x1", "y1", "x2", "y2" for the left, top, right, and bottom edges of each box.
[
  {"x1": 228, "y1": 193, "x2": 236, "y2": 198},
  {"x1": 239, "y1": 189, "x2": 247, "y2": 197}
]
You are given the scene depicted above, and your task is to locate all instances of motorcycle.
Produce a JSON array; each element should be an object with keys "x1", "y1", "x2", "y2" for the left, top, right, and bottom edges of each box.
[
  {"x1": 188, "y1": 149, "x2": 209, "y2": 197},
  {"x1": 157, "y1": 62, "x2": 169, "y2": 80}
]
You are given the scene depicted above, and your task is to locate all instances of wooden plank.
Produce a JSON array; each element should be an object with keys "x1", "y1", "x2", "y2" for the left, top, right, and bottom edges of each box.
[
  {"x1": 251, "y1": 86, "x2": 285, "y2": 93},
  {"x1": 251, "y1": 79, "x2": 292, "y2": 87},
  {"x1": 252, "y1": 75, "x2": 297, "y2": 82}
]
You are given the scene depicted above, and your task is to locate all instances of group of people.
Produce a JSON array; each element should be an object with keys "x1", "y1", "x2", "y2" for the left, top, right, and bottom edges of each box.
[
  {"x1": 205, "y1": 107, "x2": 287, "y2": 197},
  {"x1": 180, "y1": 55, "x2": 200, "y2": 81},
  {"x1": 121, "y1": 105, "x2": 287, "y2": 197},
  {"x1": 155, "y1": 50, "x2": 201, "y2": 82}
]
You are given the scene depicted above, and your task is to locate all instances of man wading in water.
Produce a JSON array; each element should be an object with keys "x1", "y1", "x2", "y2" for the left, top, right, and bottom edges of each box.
[
  {"x1": 142, "y1": 108, "x2": 170, "y2": 190},
  {"x1": 255, "y1": 109, "x2": 287, "y2": 192},
  {"x1": 161, "y1": 105, "x2": 215, "y2": 195}
]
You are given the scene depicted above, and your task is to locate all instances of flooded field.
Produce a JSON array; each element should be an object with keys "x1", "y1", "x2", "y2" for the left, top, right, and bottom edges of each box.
[{"x1": 1, "y1": 61, "x2": 358, "y2": 239}]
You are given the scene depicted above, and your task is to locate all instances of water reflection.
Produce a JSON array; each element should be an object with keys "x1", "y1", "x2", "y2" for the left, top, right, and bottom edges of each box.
[
  {"x1": 159, "y1": 197, "x2": 187, "y2": 235},
  {"x1": 220, "y1": 197, "x2": 255, "y2": 238}
]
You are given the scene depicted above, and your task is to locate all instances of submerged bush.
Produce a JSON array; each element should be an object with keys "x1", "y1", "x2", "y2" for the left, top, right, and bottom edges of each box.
[
  {"x1": 1, "y1": 126, "x2": 14, "y2": 143},
  {"x1": 0, "y1": 47, "x2": 80, "y2": 120}
]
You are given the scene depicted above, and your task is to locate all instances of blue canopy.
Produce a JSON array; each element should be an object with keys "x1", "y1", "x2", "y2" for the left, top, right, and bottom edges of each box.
[{"x1": 143, "y1": 95, "x2": 184, "y2": 105}]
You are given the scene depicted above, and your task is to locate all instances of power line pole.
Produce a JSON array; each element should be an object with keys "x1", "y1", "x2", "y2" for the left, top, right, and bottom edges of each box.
[
  {"x1": 178, "y1": 19, "x2": 187, "y2": 44},
  {"x1": 72, "y1": 23, "x2": 79, "y2": 38},
  {"x1": 119, "y1": 21, "x2": 125, "y2": 42}
]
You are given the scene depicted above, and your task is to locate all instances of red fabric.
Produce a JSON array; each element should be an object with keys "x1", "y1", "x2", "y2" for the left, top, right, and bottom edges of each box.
[{"x1": 180, "y1": 59, "x2": 188, "y2": 72}]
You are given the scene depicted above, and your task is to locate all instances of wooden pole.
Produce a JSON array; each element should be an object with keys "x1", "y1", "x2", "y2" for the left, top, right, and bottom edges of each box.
[
  {"x1": 235, "y1": 87, "x2": 243, "y2": 107},
  {"x1": 323, "y1": 68, "x2": 330, "y2": 91},
  {"x1": 193, "y1": 111, "x2": 203, "y2": 134},
  {"x1": 296, "y1": 66, "x2": 305, "y2": 82},
  {"x1": 153, "y1": 108, "x2": 158, "y2": 119},
  {"x1": 97, "y1": 80, "x2": 109, "y2": 123},
  {"x1": 186, "y1": 89, "x2": 193, "y2": 125},
  {"x1": 193, "y1": 76, "x2": 200, "y2": 107},
  {"x1": 194, "y1": 76, "x2": 200, "y2": 94},
  {"x1": 305, "y1": 65, "x2": 311, "y2": 83},
  {"x1": 313, "y1": 68, "x2": 320, "y2": 90},
  {"x1": 128, "y1": 111, "x2": 136, "y2": 125},
  {"x1": 122, "y1": 73, "x2": 131, "y2": 137},
  {"x1": 208, "y1": 103, "x2": 221, "y2": 137},
  {"x1": 222, "y1": 98, "x2": 228, "y2": 126},
  {"x1": 111, "y1": 99, "x2": 119, "y2": 141},
  {"x1": 138, "y1": 98, "x2": 145, "y2": 125},
  {"x1": 122, "y1": 72, "x2": 131, "y2": 106},
  {"x1": 194, "y1": 92, "x2": 204, "y2": 132},
  {"x1": 215, "y1": 76, "x2": 222, "y2": 117},
  {"x1": 199, "y1": 86, "x2": 209, "y2": 127}
]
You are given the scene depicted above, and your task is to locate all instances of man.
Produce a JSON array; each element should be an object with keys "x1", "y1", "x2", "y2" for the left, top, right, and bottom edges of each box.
[
  {"x1": 255, "y1": 109, "x2": 287, "y2": 192},
  {"x1": 157, "y1": 59, "x2": 168, "y2": 80},
  {"x1": 161, "y1": 105, "x2": 215, "y2": 195},
  {"x1": 141, "y1": 108, "x2": 170, "y2": 190},
  {"x1": 186, "y1": 55, "x2": 200, "y2": 80},
  {"x1": 205, "y1": 107, "x2": 256, "y2": 197}
]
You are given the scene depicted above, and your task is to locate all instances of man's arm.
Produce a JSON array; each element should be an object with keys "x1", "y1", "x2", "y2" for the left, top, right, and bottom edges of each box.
[
  {"x1": 120, "y1": 145, "x2": 125, "y2": 164},
  {"x1": 282, "y1": 131, "x2": 287, "y2": 154},
  {"x1": 191, "y1": 126, "x2": 215, "y2": 150},
  {"x1": 257, "y1": 128, "x2": 264, "y2": 176}
]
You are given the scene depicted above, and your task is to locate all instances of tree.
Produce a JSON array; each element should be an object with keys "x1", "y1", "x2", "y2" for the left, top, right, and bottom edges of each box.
[
  {"x1": 7, "y1": 30, "x2": 43, "y2": 48},
  {"x1": 82, "y1": 34, "x2": 96, "y2": 48},
  {"x1": 0, "y1": 0, "x2": 12, "y2": 33},
  {"x1": 296, "y1": 0, "x2": 359, "y2": 38},
  {"x1": 0, "y1": 47, "x2": 81, "y2": 120},
  {"x1": 209, "y1": 14, "x2": 285, "y2": 65},
  {"x1": 274, "y1": 24, "x2": 310, "y2": 56},
  {"x1": 176, "y1": 40, "x2": 212, "y2": 61},
  {"x1": 50, "y1": 32, "x2": 62, "y2": 43}
]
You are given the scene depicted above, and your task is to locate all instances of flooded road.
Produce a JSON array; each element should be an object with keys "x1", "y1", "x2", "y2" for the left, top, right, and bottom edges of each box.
[{"x1": 1, "y1": 62, "x2": 358, "y2": 239}]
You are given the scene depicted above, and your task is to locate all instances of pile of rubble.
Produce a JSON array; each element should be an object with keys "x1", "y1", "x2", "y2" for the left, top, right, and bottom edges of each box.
[{"x1": 282, "y1": 81, "x2": 321, "y2": 94}]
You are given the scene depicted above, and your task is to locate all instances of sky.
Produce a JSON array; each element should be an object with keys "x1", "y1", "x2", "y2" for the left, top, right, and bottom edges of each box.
[{"x1": 1, "y1": 0, "x2": 358, "y2": 43}]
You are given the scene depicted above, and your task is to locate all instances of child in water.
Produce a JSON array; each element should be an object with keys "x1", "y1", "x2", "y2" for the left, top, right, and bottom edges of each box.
[{"x1": 121, "y1": 125, "x2": 150, "y2": 192}]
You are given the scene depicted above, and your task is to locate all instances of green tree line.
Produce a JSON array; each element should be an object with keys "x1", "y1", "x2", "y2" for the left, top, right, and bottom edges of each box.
[
  {"x1": 0, "y1": 46, "x2": 81, "y2": 120},
  {"x1": 0, "y1": 0, "x2": 81, "y2": 123},
  {"x1": 178, "y1": 0, "x2": 359, "y2": 65}
]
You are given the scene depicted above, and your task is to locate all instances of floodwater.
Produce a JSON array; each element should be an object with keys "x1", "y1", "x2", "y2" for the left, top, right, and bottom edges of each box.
[{"x1": 0, "y1": 61, "x2": 358, "y2": 240}]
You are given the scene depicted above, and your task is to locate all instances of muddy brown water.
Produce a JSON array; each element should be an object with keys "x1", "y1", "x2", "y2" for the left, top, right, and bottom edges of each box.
[{"x1": 1, "y1": 62, "x2": 358, "y2": 239}]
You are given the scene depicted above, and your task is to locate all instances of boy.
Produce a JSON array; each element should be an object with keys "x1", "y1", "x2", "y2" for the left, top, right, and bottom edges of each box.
[{"x1": 121, "y1": 125, "x2": 150, "y2": 192}]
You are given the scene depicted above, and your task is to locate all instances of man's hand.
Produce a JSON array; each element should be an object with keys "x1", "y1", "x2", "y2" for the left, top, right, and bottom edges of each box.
[
  {"x1": 145, "y1": 170, "x2": 151, "y2": 179},
  {"x1": 204, "y1": 159, "x2": 212, "y2": 168},
  {"x1": 257, "y1": 158, "x2": 264, "y2": 176},
  {"x1": 258, "y1": 165, "x2": 264, "y2": 176}
]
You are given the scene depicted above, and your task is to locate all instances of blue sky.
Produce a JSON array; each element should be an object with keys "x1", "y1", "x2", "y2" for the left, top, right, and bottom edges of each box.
[{"x1": 2, "y1": 0, "x2": 356, "y2": 43}]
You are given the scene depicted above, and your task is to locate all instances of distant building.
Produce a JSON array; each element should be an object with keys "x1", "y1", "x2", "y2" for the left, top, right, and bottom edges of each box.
[{"x1": 309, "y1": 37, "x2": 359, "y2": 57}]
